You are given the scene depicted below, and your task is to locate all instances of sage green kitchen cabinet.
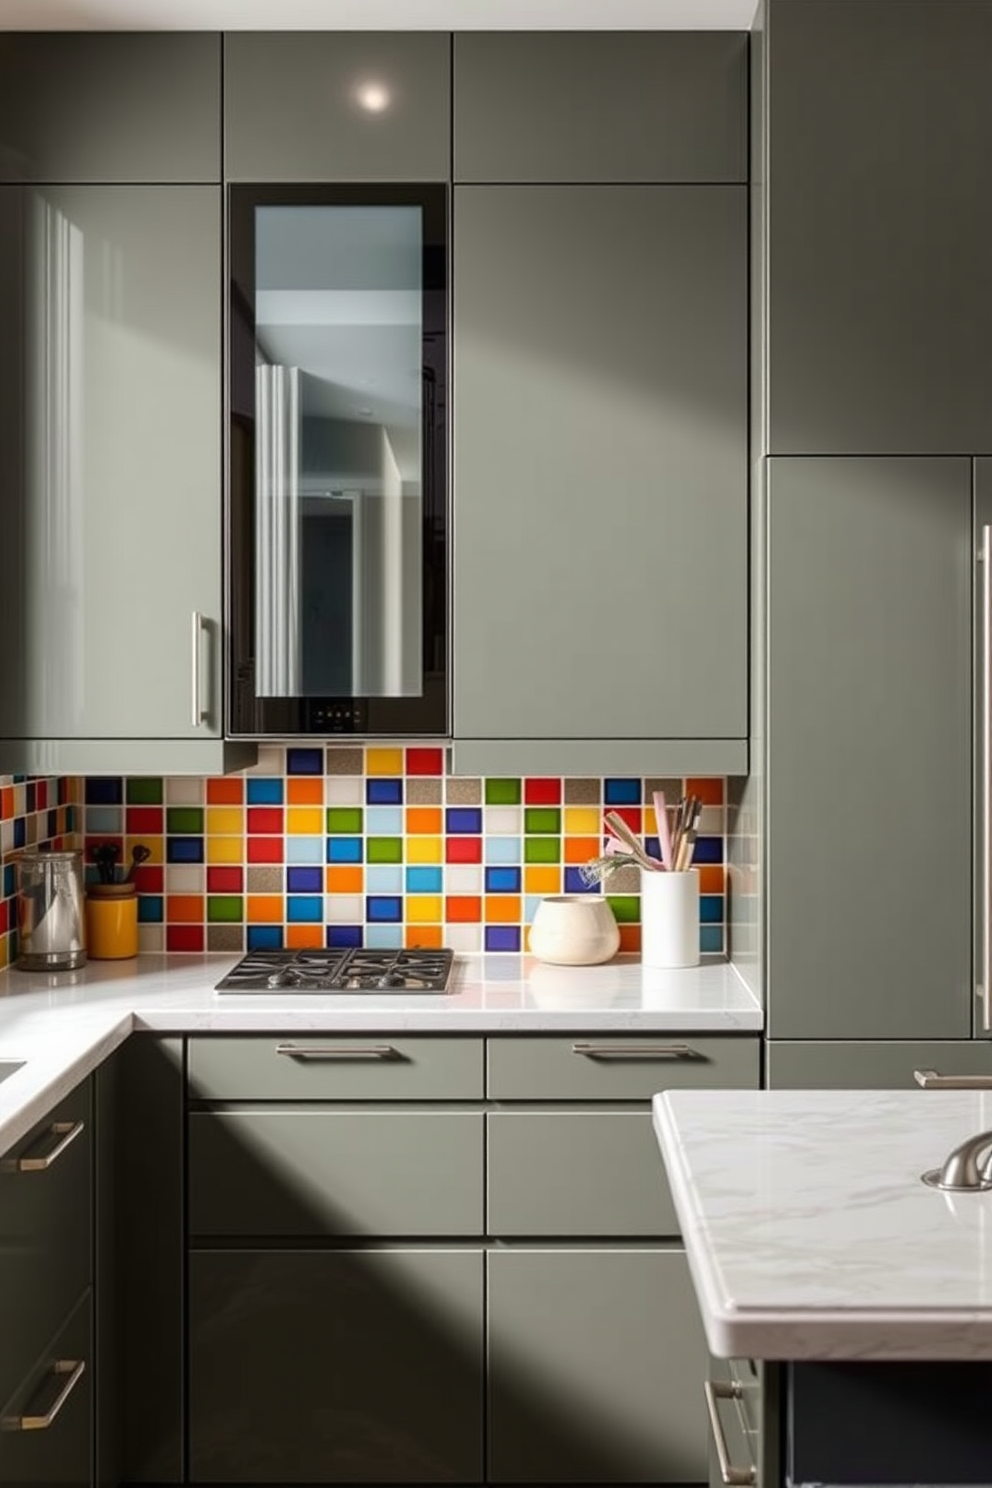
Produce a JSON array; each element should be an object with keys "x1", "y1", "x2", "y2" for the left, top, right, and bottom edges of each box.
[
  {"x1": 188, "y1": 1249, "x2": 484, "y2": 1484},
  {"x1": 766, "y1": 457, "x2": 972, "y2": 1040},
  {"x1": 0, "y1": 183, "x2": 252, "y2": 774},
  {"x1": 223, "y1": 32, "x2": 450, "y2": 182},
  {"x1": 0, "y1": 33, "x2": 220, "y2": 184},
  {"x1": 767, "y1": 1041, "x2": 992, "y2": 1090},
  {"x1": 452, "y1": 184, "x2": 748, "y2": 778},
  {"x1": 0, "y1": 1292, "x2": 93, "y2": 1488},
  {"x1": 453, "y1": 32, "x2": 746, "y2": 184},
  {"x1": 761, "y1": 0, "x2": 992, "y2": 455}
]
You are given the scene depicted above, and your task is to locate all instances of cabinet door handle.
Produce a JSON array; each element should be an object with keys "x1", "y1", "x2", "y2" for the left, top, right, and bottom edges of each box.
[
  {"x1": 191, "y1": 610, "x2": 208, "y2": 727},
  {"x1": 914, "y1": 1068, "x2": 992, "y2": 1089},
  {"x1": 275, "y1": 1043, "x2": 399, "y2": 1060},
  {"x1": 704, "y1": 1379, "x2": 755, "y2": 1486},
  {"x1": 980, "y1": 525, "x2": 991, "y2": 1033},
  {"x1": 6, "y1": 1120, "x2": 85, "y2": 1172},
  {"x1": 2, "y1": 1360, "x2": 85, "y2": 1432},
  {"x1": 571, "y1": 1042, "x2": 697, "y2": 1059}
]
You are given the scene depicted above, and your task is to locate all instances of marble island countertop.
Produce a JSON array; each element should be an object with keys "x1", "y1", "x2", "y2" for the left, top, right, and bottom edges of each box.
[
  {"x1": 653, "y1": 1088, "x2": 992, "y2": 1362},
  {"x1": 0, "y1": 951, "x2": 760, "y2": 1153}
]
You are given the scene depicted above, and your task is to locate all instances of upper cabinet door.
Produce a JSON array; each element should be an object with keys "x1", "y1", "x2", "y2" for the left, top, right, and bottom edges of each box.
[
  {"x1": 0, "y1": 34, "x2": 220, "y2": 183},
  {"x1": 763, "y1": 0, "x2": 992, "y2": 455},
  {"x1": 454, "y1": 32, "x2": 747, "y2": 183},
  {"x1": 453, "y1": 185, "x2": 748, "y2": 770},
  {"x1": 224, "y1": 32, "x2": 451, "y2": 182}
]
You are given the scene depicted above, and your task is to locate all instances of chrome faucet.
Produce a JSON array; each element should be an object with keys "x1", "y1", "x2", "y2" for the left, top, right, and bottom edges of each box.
[{"x1": 921, "y1": 1129, "x2": 992, "y2": 1191}]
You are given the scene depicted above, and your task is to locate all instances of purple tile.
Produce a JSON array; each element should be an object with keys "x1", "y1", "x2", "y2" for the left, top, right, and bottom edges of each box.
[
  {"x1": 485, "y1": 925, "x2": 521, "y2": 952},
  {"x1": 446, "y1": 807, "x2": 483, "y2": 835},
  {"x1": 564, "y1": 867, "x2": 599, "y2": 894},
  {"x1": 327, "y1": 924, "x2": 363, "y2": 949}
]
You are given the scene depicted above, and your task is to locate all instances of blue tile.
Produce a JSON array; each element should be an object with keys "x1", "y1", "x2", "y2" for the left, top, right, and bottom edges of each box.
[
  {"x1": 644, "y1": 837, "x2": 663, "y2": 865},
  {"x1": 366, "y1": 923, "x2": 403, "y2": 950},
  {"x1": 692, "y1": 836, "x2": 723, "y2": 865},
  {"x1": 524, "y1": 894, "x2": 544, "y2": 923},
  {"x1": 287, "y1": 866, "x2": 322, "y2": 894},
  {"x1": 700, "y1": 894, "x2": 723, "y2": 924},
  {"x1": 166, "y1": 837, "x2": 204, "y2": 863},
  {"x1": 604, "y1": 778, "x2": 640, "y2": 805},
  {"x1": 287, "y1": 837, "x2": 323, "y2": 864},
  {"x1": 287, "y1": 747, "x2": 323, "y2": 775},
  {"x1": 407, "y1": 865, "x2": 443, "y2": 894},
  {"x1": 13, "y1": 818, "x2": 25, "y2": 849},
  {"x1": 327, "y1": 924, "x2": 363, "y2": 949},
  {"x1": 367, "y1": 865, "x2": 403, "y2": 894},
  {"x1": 446, "y1": 807, "x2": 483, "y2": 835},
  {"x1": 366, "y1": 806, "x2": 403, "y2": 836},
  {"x1": 485, "y1": 866, "x2": 521, "y2": 893},
  {"x1": 4, "y1": 864, "x2": 16, "y2": 898},
  {"x1": 246, "y1": 777, "x2": 284, "y2": 805},
  {"x1": 248, "y1": 925, "x2": 284, "y2": 950},
  {"x1": 486, "y1": 925, "x2": 521, "y2": 952},
  {"x1": 25, "y1": 783, "x2": 36, "y2": 813},
  {"x1": 138, "y1": 895, "x2": 163, "y2": 923},
  {"x1": 367, "y1": 895, "x2": 402, "y2": 923},
  {"x1": 564, "y1": 866, "x2": 598, "y2": 893},
  {"x1": 65, "y1": 804, "x2": 77, "y2": 834},
  {"x1": 367, "y1": 778, "x2": 403, "y2": 806},
  {"x1": 485, "y1": 836, "x2": 522, "y2": 865},
  {"x1": 46, "y1": 809, "x2": 58, "y2": 839},
  {"x1": 327, "y1": 837, "x2": 362, "y2": 864},
  {"x1": 699, "y1": 925, "x2": 723, "y2": 955},
  {"x1": 85, "y1": 777, "x2": 123, "y2": 805},
  {"x1": 287, "y1": 895, "x2": 322, "y2": 923}
]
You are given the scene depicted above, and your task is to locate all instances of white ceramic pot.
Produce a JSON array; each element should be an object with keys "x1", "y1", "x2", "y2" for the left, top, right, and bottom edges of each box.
[{"x1": 528, "y1": 895, "x2": 621, "y2": 966}]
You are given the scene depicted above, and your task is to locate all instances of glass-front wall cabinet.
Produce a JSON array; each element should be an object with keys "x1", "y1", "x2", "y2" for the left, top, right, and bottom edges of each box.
[{"x1": 228, "y1": 185, "x2": 448, "y2": 737}]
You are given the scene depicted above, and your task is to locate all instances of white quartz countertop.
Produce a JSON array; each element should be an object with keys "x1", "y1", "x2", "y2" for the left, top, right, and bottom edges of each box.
[
  {"x1": 0, "y1": 952, "x2": 760, "y2": 1153},
  {"x1": 653, "y1": 1088, "x2": 992, "y2": 1362}
]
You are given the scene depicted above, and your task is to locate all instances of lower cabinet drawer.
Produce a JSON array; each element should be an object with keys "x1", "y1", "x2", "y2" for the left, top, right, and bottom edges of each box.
[
  {"x1": 487, "y1": 1035, "x2": 761, "y2": 1100},
  {"x1": 488, "y1": 1108, "x2": 677, "y2": 1236},
  {"x1": 766, "y1": 1041, "x2": 992, "y2": 1089},
  {"x1": 0, "y1": 1289, "x2": 92, "y2": 1488},
  {"x1": 188, "y1": 1035, "x2": 484, "y2": 1101},
  {"x1": 188, "y1": 1248, "x2": 484, "y2": 1483},
  {"x1": 188, "y1": 1108, "x2": 484, "y2": 1237}
]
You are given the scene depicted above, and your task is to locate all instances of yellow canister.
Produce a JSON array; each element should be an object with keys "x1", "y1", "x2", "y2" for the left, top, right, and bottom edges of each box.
[{"x1": 86, "y1": 882, "x2": 139, "y2": 959}]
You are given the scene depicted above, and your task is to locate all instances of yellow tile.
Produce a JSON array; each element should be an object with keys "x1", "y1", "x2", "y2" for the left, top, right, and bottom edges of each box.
[
  {"x1": 287, "y1": 806, "x2": 323, "y2": 835},
  {"x1": 207, "y1": 806, "x2": 244, "y2": 835},
  {"x1": 564, "y1": 806, "x2": 601, "y2": 835},
  {"x1": 125, "y1": 834, "x2": 163, "y2": 865},
  {"x1": 407, "y1": 836, "x2": 442, "y2": 864},
  {"x1": 366, "y1": 747, "x2": 403, "y2": 776},
  {"x1": 207, "y1": 836, "x2": 244, "y2": 864},
  {"x1": 525, "y1": 865, "x2": 560, "y2": 894},
  {"x1": 0, "y1": 937, "x2": 7, "y2": 970},
  {"x1": 406, "y1": 895, "x2": 443, "y2": 924}
]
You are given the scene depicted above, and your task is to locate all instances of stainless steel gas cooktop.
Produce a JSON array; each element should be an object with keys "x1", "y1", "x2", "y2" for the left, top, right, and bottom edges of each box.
[{"x1": 214, "y1": 947, "x2": 455, "y2": 994}]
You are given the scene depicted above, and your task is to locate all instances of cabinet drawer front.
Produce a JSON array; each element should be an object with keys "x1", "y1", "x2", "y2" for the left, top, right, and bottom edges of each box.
[
  {"x1": 0, "y1": 1084, "x2": 91, "y2": 1407},
  {"x1": 767, "y1": 1041, "x2": 992, "y2": 1089},
  {"x1": 189, "y1": 1109, "x2": 483, "y2": 1237},
  {"x1": 188, "y1": 1036, "x2": 484, "y2": 1101},
  {"x1": 488, "y1": 1110, "x2": 678, "y2": 1237},
  {"x1": 0, "y1": 1290, "x2": 92, "y2": 1488},
  {"x1": 487, "y1": 1035, "x2": 760, "y2": 1101}
]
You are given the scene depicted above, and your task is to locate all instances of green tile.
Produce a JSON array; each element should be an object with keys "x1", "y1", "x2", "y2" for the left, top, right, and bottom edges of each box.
[
  {"x1": 485, "y1": 777, "x2": 521, "y2": 805},
  {"x1": 126, "y1": 777, "x2": 163, "y2": 805},
  {"x1": 166, "y1": 806, "x2": 203, "y2": 834},
  {"x1": 524, "y1": 837, "x2": 560, "y2": 864},
  {"x1": 327, "y1": 807, "x2": 363, "y2": 834},
  {"x1": 207, "y1": 895, "x2": 243, "y2": 923},
  {"x1": 607, "y1": 894, "x2": 640, "y2": 924},
  {"x1": 525, "y1": 807, "x2": 561, "y2": 835},
  {"x1": 367, "y1": 837, "x2": 403, "y2": 864}
]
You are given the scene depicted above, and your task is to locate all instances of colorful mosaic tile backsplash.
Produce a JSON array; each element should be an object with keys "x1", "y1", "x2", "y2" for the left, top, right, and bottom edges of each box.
[{"x1": 0, "y1": 752, "x2": 727, "y2": 966}]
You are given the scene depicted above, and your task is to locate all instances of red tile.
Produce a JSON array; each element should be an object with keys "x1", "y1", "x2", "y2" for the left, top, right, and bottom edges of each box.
[
  {"x1": 135, "y1": 864, "x2": 163, "y2": 893},
  {"x1": 524, "y1": 777, "x2": 561, "y2": 805},
  {"x1": 166, "y1": 924, "x2": 204, "y2": 952},
  {"x1": 126, "y1": 806, "x2": 164, "y2": 835},
  {"x1": 608, "y1": 805, "x2": 642, "y2": 834},
  {"x1": 406, "y1": 747, "x2": 444, "y2": 776},
  {"x1": 0, "y1": 900, "x2": 7, "y2": 936},
  {"x1": 207, "y1": 866, "x2": 243, "y2": 894},
  {"x1": 445, "y1": 895, "x2": 482, "y2": 922},
  {"x1": 248, "y1": 837, "x2": 284, "y2": 864},
  {"x1": 247, "y1": 806, "x2": 283, "y2": 834},
  {"x1": 35, "y1": 781, "x2": 47, "y2": 811},
  {"x1": 446, "y1": 836, "x2": 482, "y2": 864},
  {"x1": 206, "y1": 776, "x2": 245, "y2": 804}
]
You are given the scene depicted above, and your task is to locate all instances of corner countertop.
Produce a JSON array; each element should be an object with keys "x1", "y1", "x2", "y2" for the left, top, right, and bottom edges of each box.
[
  {"x1": 653, "y1": 1087, "x2": 992, "y2": 1362},
  {"x1": 0, "y1": 952, "x2": 760, "y2": 1153}
]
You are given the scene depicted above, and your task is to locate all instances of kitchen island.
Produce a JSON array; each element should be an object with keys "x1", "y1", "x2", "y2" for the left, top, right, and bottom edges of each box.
[{"x1": 653, "y1": 1089, "x2": 992, "y2": 1486}]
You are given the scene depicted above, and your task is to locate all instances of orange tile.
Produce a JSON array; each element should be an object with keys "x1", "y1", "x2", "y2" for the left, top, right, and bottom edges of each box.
[
  {"x1": 288, "y1": 777, "x2": 323, "y2": 805},
  {"x1": 406, "y1": 924, "x2": 443, "y2": 949},
  {"x1": 485, "y1": 894, "x2": 521, "y2": 924},
  {"x1": 564, "y1": 835, "x2": 600, "y2": 865},
  {"x1": 166, "y1": 894, "x2": 203, "y2": 924},
  {"x1": 0, "y1": 786, "x2": 12, "y2": 821},
  {"x1": 525, "y1": 865, "x2": 560, "y2": 894},
  {"x1": 247, "y1": 894, "x2": 283, "y2": 923},
  {"x1": 286, "y1": 806, "x2": 322, "y2": 835},
  {"x1": 618, "y1": 924, "x2": 641, "y2": 953},
  {"x1": 446, "y1": 895, "x2": 482, "y2": 923},
  {"x1": 206, "y1": 776, "x2": 244, "y2": 804},
  {"x1": 698, "y1": 865, "x2": 725, "y2": 895},
  {"x1": 406, "y1": 806, "x2": 442, "y2": 835},
  {"x1": 685, "y1": 777, "x2": 724, "y2": 806},
  {"x1": 286, "y1": 923, "x2": 324, "y2": 949},
  {"x1": 326, "y1": 866, "x2": 363, "y2": 894}
]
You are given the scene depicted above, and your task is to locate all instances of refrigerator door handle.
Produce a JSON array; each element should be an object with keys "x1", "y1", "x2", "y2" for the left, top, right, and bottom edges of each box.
[{"x1": 981, "y1": 526, "x2": 991, "y2": 1033}]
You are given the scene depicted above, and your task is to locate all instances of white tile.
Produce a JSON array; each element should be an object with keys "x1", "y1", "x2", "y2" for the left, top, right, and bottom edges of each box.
[
  {"x1": 138, "y1": 924, "x2": 164, "y2": 953},
  {"x1": 485, "y1": 806, "x2": 522, "y2": 835},
  {"x1": 165, "y1": 776, "x2": 205, "y2": 805},
  {"x1": 246, "y1": 744, "x2": 286, "y2": 776},
  {"x1": 1, "y1": 822, "x2": 13, "y2": 855},
  {"x1": 698, "y1": 806, "x2": 724, "y2": 834},
  {"x1": 444, "y1": 923, "x2": 482, "y2": 953},
  {"x1": 446, "y1": 865, "x2": 481, "y2": 894},
  {"x1": 166, "y1": 865, "x2": 204, "y2": 893},
  {"x1": 325, "y1": 893, "x2": 363, "y2": 923},
  {"x1": 326, "y1": 776, "x2": 364, "y2": 805}
]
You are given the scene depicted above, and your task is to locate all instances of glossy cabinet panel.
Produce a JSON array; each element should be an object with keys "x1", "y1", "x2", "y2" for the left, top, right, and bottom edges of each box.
[
  {"x1": 0, "y1": 185, "x2": 224, "y2": 750},
  {"x1": 0, "y1": 33, "x2": 220, "y2": 183},
  {"x1": 454, "y1": 32, "x2": 746, "y2": 183},
  {"x1": 487, "y1": 1034, "x2": 760, "y2": 1101},
  {"x1": 767, "y1": 457, "x2": 972, "y2": 1039},
  {"x1": 224, "y1": 33, "x2": 451, "y2": 182},
  {"x1": 0, "y1": 1291, "x2": 93, "y2": 1488},
  {"x1": 767, "y1": 1041, "x2": 992, "y2": 1089},
  {"x1": 188, "y1": 1248, "x2": 483, "y2": 1483},
  {"x1": 453, "y1": 185, "x2": 747, "y2": 757},
  {"x1": 488, "y1": 1248, "x2": 707, "y2": 1483},
  {"x1": 188, "y1": 1035, "x2": 484, "y2": 1101}
]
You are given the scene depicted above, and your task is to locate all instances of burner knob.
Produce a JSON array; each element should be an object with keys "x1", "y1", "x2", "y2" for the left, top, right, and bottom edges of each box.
[{"x1": 379, "y1": 971, "x2": 406, "y2": 988}]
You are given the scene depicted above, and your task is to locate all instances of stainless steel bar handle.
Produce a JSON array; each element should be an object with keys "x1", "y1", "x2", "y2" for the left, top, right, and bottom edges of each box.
[
  {"x1": 191, "y1": 611, "x2": 207, "y2": 728},
  {"x1": 2, "y1": 1360, "x2": 85, "y2": 1432},
  {"x1": 982, "y1": 525, "x2": 991, "y2": 1032},
  {"x1": 914, "y1": 1069, "x2": 992, "y2": 1089},
  {"x1": 571, "y1": 1042, "x2": 697, "y2": 1059},
  {"x1": 275, "y1": 1044, "x2": 399, "y2": 1060},
  {"x1": 10, "y1": 1120, "x2": 85, "y2": 1172},
  {"x1": 703, "y1": 1380, "x2": 755, "y2": 1487}
]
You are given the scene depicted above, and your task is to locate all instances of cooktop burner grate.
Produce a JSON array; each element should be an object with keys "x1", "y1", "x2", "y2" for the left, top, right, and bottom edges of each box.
[{"x1": 214, "y1": 947, "x2": 455, "y2": 994}]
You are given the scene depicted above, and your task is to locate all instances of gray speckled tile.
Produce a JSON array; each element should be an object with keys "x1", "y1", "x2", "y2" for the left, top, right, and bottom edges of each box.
[
  {"x1": 446, "y1": 776, "x2": 481, "y2": 805},
  {"x1": 207, "y1": 924, "x2": 244, "y2": 952},
  {"x1": 564, "y1": 778, "x2": 601, "y2": 805},
  {"x1": 326, "y1": 747, "x2": 363, "y2": 775},
  {"x1": 247, "y1": 866, "x2": 282, "y2": 894},
  {"x1": 407, "y1": 778, "x2": 442, "y2": 805}
]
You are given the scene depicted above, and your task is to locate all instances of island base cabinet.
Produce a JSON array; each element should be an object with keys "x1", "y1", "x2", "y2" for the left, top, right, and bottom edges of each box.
[
  {"x1": 0, "y1": 1290, "x2": 93, "y2": 1488},
  {"x1": 487, "y1": 1247, "x2": 707, "y2": 1483},
  {"x1": 188, "y1": 1248, "x2": 484, "y2": 1483}
]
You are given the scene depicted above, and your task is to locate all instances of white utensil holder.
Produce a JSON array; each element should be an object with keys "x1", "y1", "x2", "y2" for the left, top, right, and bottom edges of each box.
[{"x1": 640, "y1": 868, "x2": 700, "y2": 969}]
